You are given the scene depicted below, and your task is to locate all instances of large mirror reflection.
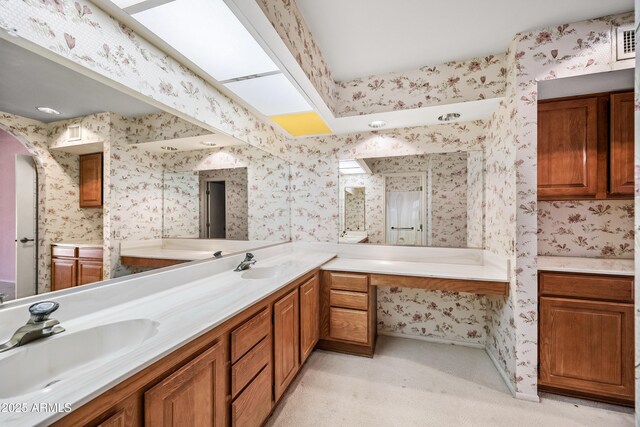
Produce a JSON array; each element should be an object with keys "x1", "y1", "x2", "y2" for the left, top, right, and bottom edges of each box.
[
  {"x1": 0, "y1": 38, "x2": 290, "y2": 302},
  {"x1": 339, "y1": 151, "x2": 483, "y2": 248}
]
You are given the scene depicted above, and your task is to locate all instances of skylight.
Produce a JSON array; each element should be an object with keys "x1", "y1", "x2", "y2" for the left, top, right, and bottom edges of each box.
[
  {"x1": 130, "y1": 0, "x2": 279, "y2": 81},
  {"x1": 224, "y1": 74, "x2": 311, "y2": 116},
  {"x1": 339, "y1": 159, "x2": 369, "y2": 175}
]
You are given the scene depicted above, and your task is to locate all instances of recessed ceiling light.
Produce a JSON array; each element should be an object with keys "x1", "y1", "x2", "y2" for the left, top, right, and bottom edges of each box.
[
  {"x1": 200, "y1": 141, "x2": 217, "y2": 147},
  {"x1": 160, "y1": 146, "x2": 178, "y2": 151},
  {"x1": 368, "y1": 120, "x2": 386, "y2": 129},
  {"x1": 36, "y1": 106, "x2": 61, "y2": 115},
  {"x1": 438, "y1": 113, "x2": 461, "y2": 122}
]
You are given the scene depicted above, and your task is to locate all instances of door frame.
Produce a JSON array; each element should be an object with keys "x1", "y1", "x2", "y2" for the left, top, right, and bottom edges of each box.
[
  {"x1": 14, "y1": 153, "x2": 38, "y2": 298},
  {"x1": 200, "y1": 179, "x2": 228, "y2": 239},
  {"x1": 382, "y1": 172, "x2": 427, "y2": 246}
]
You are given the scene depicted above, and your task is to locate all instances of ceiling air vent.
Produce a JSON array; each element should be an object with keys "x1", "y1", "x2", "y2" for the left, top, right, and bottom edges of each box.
[
  {"x1": 616, "y1": 25, "x2": 635, "y2": 61},
  {"x1": 67, "y1": 124, "x2": 81, "y2": 141}
]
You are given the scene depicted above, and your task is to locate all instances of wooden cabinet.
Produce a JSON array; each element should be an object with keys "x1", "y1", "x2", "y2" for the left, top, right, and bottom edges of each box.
[
  {"x1": 539, "y1": 271, "x2": 634, "y2": 405},
  {"x1": 273, "y1": 289, "x2": 300, "y2": 401},
  {"x1": 54, "y1": 270, "x2": 323, "y2": 427},
  {"x1": 51, "y1": 257, "x2": 77, "y2": 291},
  {"x1": 79, "y1": 153, "x2": 103, "y2": 208},
  {"x1": 609, "y1": 92, "x2": 634, "y2": 196},
  {"x1": 538, "y1": 91, "x2": 633, "y2": 200},
  {"x1": 51, "y1": 244, "x2": 103, "y2": 291},
  {"x1": 538, "y1": 97, "x2": 600, "y2": 199},
  {"x1": 230, "y1": 309, "x2": 272, "y2": 427},
  {"x1": 318, "y1": 271, "x2": 377, "y2": 357},
  {"x1": 300, "y1": 275, "x2": 320, "y2": 365},
  {"x1": 145, "y1": 341, "x2": 226, "y2": 427}
]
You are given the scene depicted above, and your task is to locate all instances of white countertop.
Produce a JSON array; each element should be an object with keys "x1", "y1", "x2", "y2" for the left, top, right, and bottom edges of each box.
[
  {"x1": 0, "y1": 242, "x2": 510, "y2": 425},
  {"x1": 321, "y1": 258, "x2": 509, "y2": 282},
  {"x1": 538, "y1": 256, "x2": 634, "y2": 276},
  {"x1": 52, "y1": 241, "x2": 103, "y2": 248},
  {"x1": 0, "y1": 246, "x2": 335, "y2": 426},
  {"x1": 120, "y1": 239, "x2": 282, "y2": 261}
]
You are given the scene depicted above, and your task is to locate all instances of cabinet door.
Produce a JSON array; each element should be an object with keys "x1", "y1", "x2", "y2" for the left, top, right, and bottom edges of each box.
[
  {"x1": 79, "y1": 153, "x2": 103, "y2": 208},
  {"x1": 300, "y1": 275, "x2": 319, "y2": 365},
  {"x1": 273, "y1": 289, "x2": 299, "y2": 402},
  {"x1": 78, "y1": 259, "x2": 103, "y2": 285},
  {"x1": 145, "y1": 341, "x2": 226, "y2": 427},
  {"x1": 609, "y1": 92, "x2": 634, "y2": 196},
  {"x1": 539, "y1": 297, "x2": 634, "y2": 402},
  {"x1": 52, "y1": 258, "x2": 76, "y2": 291},
  {"x1": 538, "y1": 97, "x2": 599, "y2": 199}
]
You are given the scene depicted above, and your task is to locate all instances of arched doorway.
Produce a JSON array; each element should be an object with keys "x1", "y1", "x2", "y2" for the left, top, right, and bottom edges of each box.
[{"x1": 0, "y1": 128, "x2": 38, "y2": 300}]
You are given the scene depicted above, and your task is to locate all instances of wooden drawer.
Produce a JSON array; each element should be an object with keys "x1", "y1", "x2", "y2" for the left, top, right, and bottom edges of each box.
[
  {"x1": 232, "y1": 366, "x2": 272, "y2": 427},
  {"x1": 539, "y1": 271, "x2": 633, "y2": 303},
  {"x1": 330, "y1": 290, "x2": 368, "y2": 310},
  {"x1": 231, "y1": 336, "x2": 270, "y2": 398},
  {"x1": 330, "y1": 307, "x2": 368, "y2": 344},
  {"x1": 78, "y1": 247, "x2": 103, "y2": 259},
  {"x1": 52, "y1": 245, "x2": 77, "y2": 258},
  {"x1": 329, "y1": 272, "x2": 368, "y2": 292},
  {"x1": 231, "y1": 309, "x2": 270, "y2": 363}
]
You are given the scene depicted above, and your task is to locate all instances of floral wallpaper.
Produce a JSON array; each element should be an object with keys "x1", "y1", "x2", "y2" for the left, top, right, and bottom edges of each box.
[
  {"x1": 0, "y1": 0, "x2": 289, "y2": 157},
  {"x1": 0, "y1": 112, "x2": 107, "y2": 293},
  {"x1": 162, "y1": 171, "x2": 200, "y2": 238},
  {"x1": 634, "y1": 5, "x2": 639, "y2": 416},
  {"x1": 257, "y1": 0, "x2": 339, "y2": 115},
  {"x1": 199, "y1": 168, "x2": 249, "y2": 240},
  {"x1": 483, "y1": 12, "x2": 635, "y2": 399},
  {"x1": 378, "y1": 286, "x2": 486, "y2": 345},
  {"x1": 538, "y1": 200, "x2": 634, "y2": 258},
  {"x1": 336, "y1": 54, "x2": 507, "y2": 116},
  {"x1": 466, "y1": 151, "x2": 484, "y2": 248},
  {"x1": 344, "y1": 187, "x2": 365, "y2": 231},
  {"x1": 163, "y1": 144, "x2": 291, "y2": 242}
]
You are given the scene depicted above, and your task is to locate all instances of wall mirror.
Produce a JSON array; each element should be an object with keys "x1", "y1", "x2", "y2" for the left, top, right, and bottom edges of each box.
[
  {"x1": 0, "y1": 38, "x2": 290, "y2": 303},
  {"x1": 338, "y1": 151, "x2": 484, "y2": 248}
]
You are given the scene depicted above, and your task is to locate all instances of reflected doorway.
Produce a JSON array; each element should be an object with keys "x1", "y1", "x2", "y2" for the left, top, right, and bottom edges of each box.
[
  {"x1": 205, "y1": 181, "x2": 226, "y2": 239},
  {"x1": 0, "y1": 130, "x2": 37, "y2": 301}
]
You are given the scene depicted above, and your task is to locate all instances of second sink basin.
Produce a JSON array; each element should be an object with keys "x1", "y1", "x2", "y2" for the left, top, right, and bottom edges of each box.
[{"x1": 0, "y1": 318, "x2": 159, "y2": 399}]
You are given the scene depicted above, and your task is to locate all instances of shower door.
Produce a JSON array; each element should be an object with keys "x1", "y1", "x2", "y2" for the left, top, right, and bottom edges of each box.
[{"x1": 384, "y1": 173, "x2": 426, "y2": 246}]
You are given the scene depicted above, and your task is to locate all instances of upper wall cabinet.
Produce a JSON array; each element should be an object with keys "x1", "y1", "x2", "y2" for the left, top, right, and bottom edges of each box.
[
  {"x1": 537, "y1": 91, "x2": 633, "y2": 201},
  {"x1": 609, "y1": 92, "x2": 634, "y2": 196},
  {"x1": 79, "y1": 153, "x2": 103, "y2": 208}
]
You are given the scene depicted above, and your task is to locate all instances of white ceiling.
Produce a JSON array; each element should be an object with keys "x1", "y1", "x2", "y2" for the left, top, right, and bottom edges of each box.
[
  {"x1": 296, "y1": 0, "x2": 634, "y2": 81},
  {"x1": 0, "y1": 38, "x2": 160, "y2": 122}
]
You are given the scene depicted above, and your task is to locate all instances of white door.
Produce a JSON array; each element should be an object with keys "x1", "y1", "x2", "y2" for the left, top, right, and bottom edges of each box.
[
  {"x1": 15, "y1": 154, "x2": 36, "y2": 298},
  {"x1": 384, "y1": 173, "x2": 426, "y2": 246}
]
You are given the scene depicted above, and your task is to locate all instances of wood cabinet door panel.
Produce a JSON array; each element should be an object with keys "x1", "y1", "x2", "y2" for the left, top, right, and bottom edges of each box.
[
  {"x1": 330, "y1": 307, "x2": 369, "y2": 344},
  {"x1": 231, "y1": 336, "x2": 270, "y2": 398},
  {"x1": 609, "y1": 92, "x2": 634, "y2": 196},
  {"x1": 78, "y1": 259, "x2": 103, "y2": 286},
  {"x1": 538, "y1": 98, "x2": 599, "y2": 198},
  {"x1": 144, "y1": 341, "x2": 226, "y2": 427},
  {"x1": 273, "y1": 289, "x2": 299, "y2": 401},
  {"x1": 79, "y1": 153, "x2": 103, "y2": 208},
  {"x1": 231, "y1": 308, "x2": 270, "y2": 363},
  {"x1": 539, "y1": 297, "x2": 634, "y2": 401},
  {"x1": 300, "y1": 275, "x2": 320, "y2": 365},
  {"x1": 52, "y1": 258, "x2": 76, "y2": 291},
  {"x1": 231, "y1": 366, "x2": 272, "y2": 427},
  {"x1": 328, "y1": 272, "x2": 369, "y2": 292}
]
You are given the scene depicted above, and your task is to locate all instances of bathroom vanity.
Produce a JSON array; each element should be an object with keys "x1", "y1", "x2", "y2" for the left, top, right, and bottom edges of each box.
[
  {"x1": 51, "y1": 243, "x2": 104, "y2": 291},
  {"x1": 0, "y1": 243, "x2": 508, "y2": 426}
]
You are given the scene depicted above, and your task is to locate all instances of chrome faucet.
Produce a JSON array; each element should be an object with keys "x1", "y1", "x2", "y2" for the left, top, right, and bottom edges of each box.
[
  {"x1": 0, "y1": 301, "x2": 65, "y2": 353},
  {"x1": 234, "y1": 253, "x2": 256, "y2": 271}
]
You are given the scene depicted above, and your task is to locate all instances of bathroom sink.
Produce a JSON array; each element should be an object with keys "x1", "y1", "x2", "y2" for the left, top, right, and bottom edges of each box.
[
  {"x1": 0, "y1": 318, "x2": 159, "y2": 398},
  {"x1": 241, "y1": 266, "x2": 285, "y2": 280}
]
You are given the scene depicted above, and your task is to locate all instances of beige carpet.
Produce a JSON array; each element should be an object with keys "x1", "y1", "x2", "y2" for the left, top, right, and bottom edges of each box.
[{"x1": 266, "y1": 336, "x2": 633, "y2": 427}]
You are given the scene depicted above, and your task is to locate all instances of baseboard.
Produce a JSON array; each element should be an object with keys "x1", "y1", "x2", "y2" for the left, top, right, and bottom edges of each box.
[
  {"x1": 377, "y1": 331, "x2": 485, "y2": 349},
  {"x1": 485, "y1": 346, "x2": 516, "y2": 397}
]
